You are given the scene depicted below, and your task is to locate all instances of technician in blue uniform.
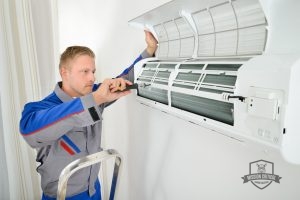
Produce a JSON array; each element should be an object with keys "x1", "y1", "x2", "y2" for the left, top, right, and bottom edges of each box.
[{"x1": 19, "y1": 31, "x2": 158, "y2": 200}]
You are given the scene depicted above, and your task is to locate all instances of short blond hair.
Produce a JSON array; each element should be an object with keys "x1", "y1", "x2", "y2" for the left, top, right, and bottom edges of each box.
[{"x1": 59, "y1": 46, "x2": 95, "y2": 69}]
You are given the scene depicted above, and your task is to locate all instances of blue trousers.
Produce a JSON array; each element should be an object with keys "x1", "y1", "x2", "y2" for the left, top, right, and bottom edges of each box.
[{"x1": 42, "y1": 179, "x2": 101, "y2": 200}]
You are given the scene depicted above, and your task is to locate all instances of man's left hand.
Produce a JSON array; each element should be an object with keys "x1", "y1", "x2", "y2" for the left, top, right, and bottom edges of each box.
[{"x1": 145, "y1": 30, "x2": 158, "y2": 56}]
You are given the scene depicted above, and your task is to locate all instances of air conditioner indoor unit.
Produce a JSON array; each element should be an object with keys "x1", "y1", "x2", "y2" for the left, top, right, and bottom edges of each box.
[{"x1": 129, "y1": 0, "x2": 300, "y2": 164}]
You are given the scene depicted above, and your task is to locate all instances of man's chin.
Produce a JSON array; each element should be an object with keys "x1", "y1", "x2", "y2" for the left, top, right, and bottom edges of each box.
[{"x1": 83, "y1": 89, "x2": 93, "y2": 95}]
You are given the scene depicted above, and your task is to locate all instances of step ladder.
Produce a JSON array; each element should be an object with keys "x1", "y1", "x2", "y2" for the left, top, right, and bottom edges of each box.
[{"x1": 57, "y1": 149, "x2": 122, "y2": 200}]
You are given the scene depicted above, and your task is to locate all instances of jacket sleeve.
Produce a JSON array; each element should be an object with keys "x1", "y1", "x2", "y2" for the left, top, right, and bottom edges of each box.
[
  {"x1": 20, "y1": 93, "x2": 103, "y2": 148},
  {"x1": 116, "y1": 49, "x2": 152, "y2": 82}
]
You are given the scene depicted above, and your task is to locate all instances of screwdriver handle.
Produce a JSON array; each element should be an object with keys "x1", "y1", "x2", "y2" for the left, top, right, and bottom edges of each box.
[{"x1": 123, "y1": 83, "x2": 139, "y2": 91}]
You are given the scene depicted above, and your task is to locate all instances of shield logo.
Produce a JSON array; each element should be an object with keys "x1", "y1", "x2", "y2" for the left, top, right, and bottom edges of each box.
[
  {"x1": 250, "y1": 160, "x2": 273, "y2": 189},
  {"x1": 242, "y1": 159, "x2": 282, "y2": 190}
]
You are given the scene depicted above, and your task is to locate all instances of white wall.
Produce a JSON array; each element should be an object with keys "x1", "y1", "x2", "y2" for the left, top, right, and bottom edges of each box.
[{"x1": 57, "y1": 0, "x2": 300, "y2": 200}]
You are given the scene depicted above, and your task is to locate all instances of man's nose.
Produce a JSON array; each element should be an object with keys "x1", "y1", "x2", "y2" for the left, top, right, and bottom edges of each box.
[{"x1": 88, "y1": 72, "x2": 95, "y2": 82}]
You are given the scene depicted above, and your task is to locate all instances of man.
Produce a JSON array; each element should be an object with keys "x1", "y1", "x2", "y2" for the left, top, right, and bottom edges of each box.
[{"x1": 19, "y1": 31, "x2": 157, "y2": 200}]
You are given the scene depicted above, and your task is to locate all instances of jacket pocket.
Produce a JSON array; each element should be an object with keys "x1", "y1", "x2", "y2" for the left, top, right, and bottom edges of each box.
[{"x1": 57, "y1": 127, "x2": 87, "y2": 156}]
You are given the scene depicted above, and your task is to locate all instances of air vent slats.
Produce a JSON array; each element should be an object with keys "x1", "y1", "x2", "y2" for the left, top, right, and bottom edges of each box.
[
  {"x1": 171, "y1": 92, "x2": 234, "y2": 125},
  {"x1": 136, "y1": 61, "x2": 243, "y2": 125}
]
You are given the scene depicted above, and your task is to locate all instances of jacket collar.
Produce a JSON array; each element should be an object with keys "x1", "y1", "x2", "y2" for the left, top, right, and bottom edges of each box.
[{"x1": 54, "y1": 82, "x2": 74, "y2": 102}]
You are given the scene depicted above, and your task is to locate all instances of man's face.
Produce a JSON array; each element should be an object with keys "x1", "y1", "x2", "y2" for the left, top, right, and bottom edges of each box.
[{"x1": 61, "y1": 55, "x2": 96, "y2": 97}]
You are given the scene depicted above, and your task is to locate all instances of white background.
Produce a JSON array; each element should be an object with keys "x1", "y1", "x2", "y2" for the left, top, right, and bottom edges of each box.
[{"x1": 1, "y1": 0, "x2": 298, "y2": 199}]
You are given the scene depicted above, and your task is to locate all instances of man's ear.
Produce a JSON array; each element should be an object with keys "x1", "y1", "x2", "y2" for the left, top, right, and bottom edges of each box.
[{"x1": 60, "y1": 67, "x2": 68, "y2": 79}]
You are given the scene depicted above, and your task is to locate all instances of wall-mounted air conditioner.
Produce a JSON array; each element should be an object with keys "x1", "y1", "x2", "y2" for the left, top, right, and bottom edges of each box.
[{"x1": 129, "y1": 0, "x2": 300, "y2": 164}]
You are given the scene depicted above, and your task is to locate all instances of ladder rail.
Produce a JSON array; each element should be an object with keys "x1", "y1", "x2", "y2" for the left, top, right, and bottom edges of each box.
[{"x1": 57, "y1": 149, "x2": 122, "y2": 200}]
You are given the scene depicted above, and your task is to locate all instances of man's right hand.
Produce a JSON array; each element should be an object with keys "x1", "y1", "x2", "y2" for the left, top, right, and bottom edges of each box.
[{"x1": 92, "y1": 78, "x2": 132, "y2": 105}]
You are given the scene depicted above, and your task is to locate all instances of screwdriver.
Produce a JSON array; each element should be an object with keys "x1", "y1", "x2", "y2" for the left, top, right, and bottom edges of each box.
[
  {"x1": 115, "y1": 83, "x2": 150, "y2": 92},
  {"x1": 123, "y1": 83, "x2": 139, "y2": 91}
]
